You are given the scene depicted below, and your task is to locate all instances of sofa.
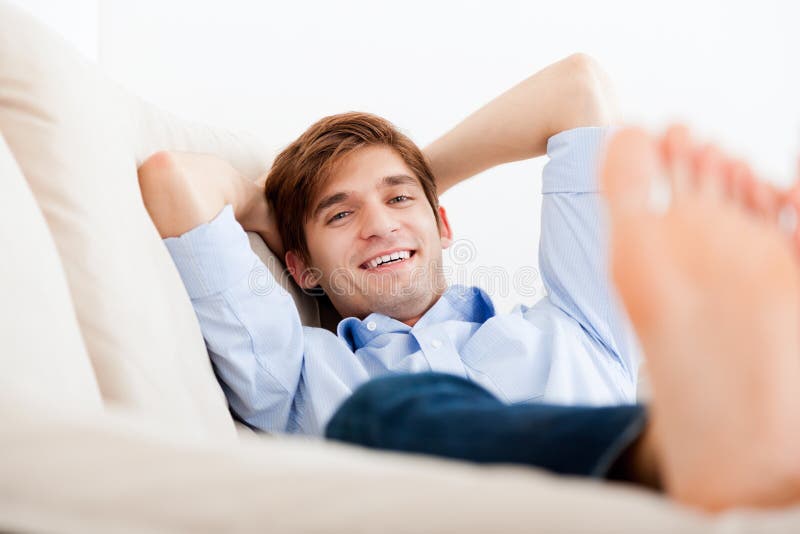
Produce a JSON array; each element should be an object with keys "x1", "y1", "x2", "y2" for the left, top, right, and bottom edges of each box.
[{"x1": 1, "y1": 2, "x2": 799, "y2": 531}]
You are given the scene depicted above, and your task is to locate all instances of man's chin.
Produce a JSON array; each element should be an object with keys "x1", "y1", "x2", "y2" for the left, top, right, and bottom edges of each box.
[{"x1": 365, "y1": 290, "x2": 439, "y2": 322}]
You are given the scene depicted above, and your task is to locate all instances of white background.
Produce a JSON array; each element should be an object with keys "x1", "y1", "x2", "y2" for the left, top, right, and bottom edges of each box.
[{"x1": 13, "y1": 0, "x2": 800, "y2": 311}]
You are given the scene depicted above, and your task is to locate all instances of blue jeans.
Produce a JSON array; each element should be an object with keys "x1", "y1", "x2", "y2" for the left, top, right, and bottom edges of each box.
[{"x1": 325, "y1": 373, "x2": 647, "y2": 479}]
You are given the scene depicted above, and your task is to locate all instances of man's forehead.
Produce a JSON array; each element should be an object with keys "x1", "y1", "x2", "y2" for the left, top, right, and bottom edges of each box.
[{"x1": 327, "y1": 146, "x2": 413, "y2": 186}]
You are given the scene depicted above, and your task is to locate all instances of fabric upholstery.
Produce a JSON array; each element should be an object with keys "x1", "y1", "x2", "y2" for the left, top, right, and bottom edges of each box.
[{"x1": 0, "y1": 132, "x2": 102, "y2": 413}]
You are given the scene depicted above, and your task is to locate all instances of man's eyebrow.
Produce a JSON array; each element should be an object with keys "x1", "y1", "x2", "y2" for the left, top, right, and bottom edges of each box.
[
  {"x1": 313, "y1": 191, "x2": 350, "y2": 220},
  {"x1": 380, "y1": 174, "x2": 419, "y2": 188}
]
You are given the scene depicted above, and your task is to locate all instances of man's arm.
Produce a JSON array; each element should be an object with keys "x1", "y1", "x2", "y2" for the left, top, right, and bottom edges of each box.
[
  {"x1": 425, "y1": 56, "x2": 642, "y2": 387},
  {"x1": 139, "y1": 152, "x2": 304, "y2": 433},
  {"x1": 424, "y1": 53, "x2": 618, "y2": 193},
  {"x1": 138, "y1": 151, "x2": 281, "y2": 254},
  {"x1": 138, "y1": 151, "x2": 250, "y2": 237}
]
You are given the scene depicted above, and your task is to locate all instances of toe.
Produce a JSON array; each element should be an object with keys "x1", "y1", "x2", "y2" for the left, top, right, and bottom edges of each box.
[
  {"x1": 661, "y1": 124, "x2": 694, "y2": 197},
  {"x1": 762, "y1": 183, "x2": 782, "y2": 222},
  {"x1": 737, "y1": 166, "x2": 778, "y2": 221},
  {"x1": 785, "y1": 181, "x2": 800, "y2": 252},
  {"x1": 742, "y1": 168, "x2": 762, "y2": 214},
  {"x1": 693, "y1": 144, "x2": 727, "y2": 200},
  {"x1": 728, "y1": 160, "x2": 751, "y2": 206}
]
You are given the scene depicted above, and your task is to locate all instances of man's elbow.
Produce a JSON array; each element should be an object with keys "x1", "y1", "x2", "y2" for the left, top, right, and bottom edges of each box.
[
  {"x1": 555, "y1": 53, "x2": 619, "y2": 131},
  {"x1": 138, "y1": 150, "x2": 181, "y2": 189},
  {"x1": 137, "y1": 151, "x2": 198, "y2": 238}
]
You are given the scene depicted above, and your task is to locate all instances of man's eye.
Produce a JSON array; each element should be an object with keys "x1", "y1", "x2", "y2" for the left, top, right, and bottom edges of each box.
[
  {"x1": 328, "y1": 211, "x2": 351, "y2": 223},
  {"x1": 389, "y1": 195, "x2": 411, "y2": 204}
]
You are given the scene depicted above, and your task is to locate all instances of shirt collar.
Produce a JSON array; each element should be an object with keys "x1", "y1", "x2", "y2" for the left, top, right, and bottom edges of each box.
[{"x1": 336, "y1": 285, "x2": 497, "y2": 350}]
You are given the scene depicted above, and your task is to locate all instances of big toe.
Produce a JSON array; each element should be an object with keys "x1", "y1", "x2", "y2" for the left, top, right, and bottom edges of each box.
[{"x1": 601, "y1": 127, "x2": 661, "y2": 223}]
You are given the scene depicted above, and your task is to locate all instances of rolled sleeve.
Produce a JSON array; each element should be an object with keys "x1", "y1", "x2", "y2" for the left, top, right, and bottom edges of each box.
[
  {"x1": 538, "y1": 127, "x2": 641, "y2": 388},
  {"x1": 163, "y1": 205, "x2": 255, "y2": 299},
  {"x1": 542, "y1": 127, "x2": 609, "y2": 194}
]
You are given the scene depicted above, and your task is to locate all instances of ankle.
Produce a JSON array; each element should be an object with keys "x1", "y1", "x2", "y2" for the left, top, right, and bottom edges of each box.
[
  {"x1": 630, "y1": 423, "x2": 661, "y2": 490},
  {"x1": 609, "y1": 422, "x2": 662, "y2": 490}
]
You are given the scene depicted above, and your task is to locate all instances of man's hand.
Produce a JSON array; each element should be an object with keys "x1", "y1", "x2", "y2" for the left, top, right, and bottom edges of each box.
[{"x1": 240, "y1": 173, "x2": 285, "y2": 259}]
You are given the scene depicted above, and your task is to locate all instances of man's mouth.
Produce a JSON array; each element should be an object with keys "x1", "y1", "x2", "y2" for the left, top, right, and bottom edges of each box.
[{"x1": 360, "y1": 249, "x2": 416, "y2": 270}]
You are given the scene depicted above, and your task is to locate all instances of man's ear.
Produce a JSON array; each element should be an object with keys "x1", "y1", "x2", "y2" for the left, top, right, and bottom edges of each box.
[
  {"x1": 285, "y1": 250, "x2": 322, "y2": 289},
  {"x1": 438, "y1": 205, "x2": 453, "y2": 249}
]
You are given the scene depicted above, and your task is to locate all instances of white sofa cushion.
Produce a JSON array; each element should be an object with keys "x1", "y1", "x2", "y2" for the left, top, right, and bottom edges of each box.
[
  {"x1": 0, "y1": 398, "x2": 738, "y2": 534},
  {"x1": 0, "y1": 132, "x2": 102, "y2": 413}
]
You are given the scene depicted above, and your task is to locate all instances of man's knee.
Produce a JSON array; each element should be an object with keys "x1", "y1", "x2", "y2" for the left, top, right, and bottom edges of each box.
[
  {"x1": 347, "y1": 372, "x2": 489, "y2": 409},
  {"x1": 326, "y1": 373, "x2": 499, "y2": 444},
  {"x1": 326, "y1": 373, "x2": 495, "y2": 432}
]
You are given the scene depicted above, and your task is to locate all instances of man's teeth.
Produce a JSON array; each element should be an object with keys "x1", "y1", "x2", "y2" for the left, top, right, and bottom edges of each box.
[{"x1": 366, "y1": 250, "x2": 411, "y2": 269}]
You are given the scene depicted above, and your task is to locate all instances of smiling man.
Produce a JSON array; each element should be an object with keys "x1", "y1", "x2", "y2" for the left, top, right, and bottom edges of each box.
[{"x1": 139, "y1": 53, "x2": 640, "y2": 436}]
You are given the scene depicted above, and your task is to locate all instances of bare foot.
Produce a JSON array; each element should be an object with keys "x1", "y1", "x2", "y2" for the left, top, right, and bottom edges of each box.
[{"x1": 601, "y1": 127, "x2": 800, "y2": 511}]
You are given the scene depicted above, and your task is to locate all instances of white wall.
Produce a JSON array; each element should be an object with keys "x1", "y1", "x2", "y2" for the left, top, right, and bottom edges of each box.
[
  {"x1": 9, "y1": 0, "x2": 98, "y2": 60},
  {"x1": 14, "y1": 0, "x2": 800, "y2": 311}
]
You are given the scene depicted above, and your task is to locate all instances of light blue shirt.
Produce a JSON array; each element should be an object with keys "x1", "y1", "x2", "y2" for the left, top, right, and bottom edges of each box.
[{"x1": 164, "y1": 127, "x2": 641, "y2": 436}]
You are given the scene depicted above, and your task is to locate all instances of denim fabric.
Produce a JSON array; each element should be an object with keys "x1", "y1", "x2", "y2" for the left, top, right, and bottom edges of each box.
[{"x1": 326, "y1": 373, "x2": 647, "y2": 478}]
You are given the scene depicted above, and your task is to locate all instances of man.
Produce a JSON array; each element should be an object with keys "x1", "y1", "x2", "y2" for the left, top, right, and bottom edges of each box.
[{"x1": 139, "y1": 54, "x2": 640, "y2": 435}]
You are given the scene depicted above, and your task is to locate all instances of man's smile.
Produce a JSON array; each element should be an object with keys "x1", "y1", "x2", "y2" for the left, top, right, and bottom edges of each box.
[{"x1": 359, "y1": 249, "x2": 417, "y2": 271}]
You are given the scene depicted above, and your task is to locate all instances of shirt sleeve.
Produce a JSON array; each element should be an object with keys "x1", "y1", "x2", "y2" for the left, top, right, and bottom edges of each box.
[
  {"x1": 538, "y1": 127, "x2": 642, "y2": 383},
  {"x1": 163, "y1": 205, "x2": 304, "y2": 432}
]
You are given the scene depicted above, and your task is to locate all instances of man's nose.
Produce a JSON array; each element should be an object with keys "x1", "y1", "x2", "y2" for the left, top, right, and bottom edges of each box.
[{"x1": 359, "y1": 204, "x2": 399, "y2": 240}]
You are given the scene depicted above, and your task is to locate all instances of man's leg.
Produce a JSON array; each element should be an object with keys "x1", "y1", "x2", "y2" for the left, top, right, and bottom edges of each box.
[
  {"x1": 327, "y1": 373, "x2": 648, "y2": 480},
  {"x1": 601, "y1": 125, "x2": 800, "y2": 511}
]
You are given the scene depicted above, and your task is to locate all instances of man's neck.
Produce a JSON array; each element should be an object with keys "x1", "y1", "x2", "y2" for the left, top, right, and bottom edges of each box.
[{"x1": 397, "y1": 291, "x2": 446, "y2": 328}]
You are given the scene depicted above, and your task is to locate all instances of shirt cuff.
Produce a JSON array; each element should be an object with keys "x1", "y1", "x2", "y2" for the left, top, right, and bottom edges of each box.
[
  {"x1": 542, "y1": 126, "x2": 614, "y2": 194},
  {"x1": 163, "y1": 204, "x2": 257, "y2": 299}
]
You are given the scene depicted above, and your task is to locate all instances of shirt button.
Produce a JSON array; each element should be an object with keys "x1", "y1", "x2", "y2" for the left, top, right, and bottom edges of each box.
[
  {"x1": 366, "y1": 321, "x2": 377, "y2": 331},
  {"x1": 431, "y1": 339, "x2": 443, "y2": 349}
]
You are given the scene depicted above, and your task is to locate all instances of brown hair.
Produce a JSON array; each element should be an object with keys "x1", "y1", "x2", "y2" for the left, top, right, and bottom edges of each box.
[{"x1": 265, "y1": 112, "x2": 439, "y2": 262}]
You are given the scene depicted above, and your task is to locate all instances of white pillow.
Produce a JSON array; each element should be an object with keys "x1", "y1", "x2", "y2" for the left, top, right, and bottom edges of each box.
[{"x1": 0, "y1": 131, "x2": 101, "y2": 413}]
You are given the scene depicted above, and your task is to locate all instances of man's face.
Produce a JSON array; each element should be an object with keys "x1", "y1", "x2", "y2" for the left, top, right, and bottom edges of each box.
[{"x1": 285, "y1": 145, "x2": 452, "y2": 325}]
